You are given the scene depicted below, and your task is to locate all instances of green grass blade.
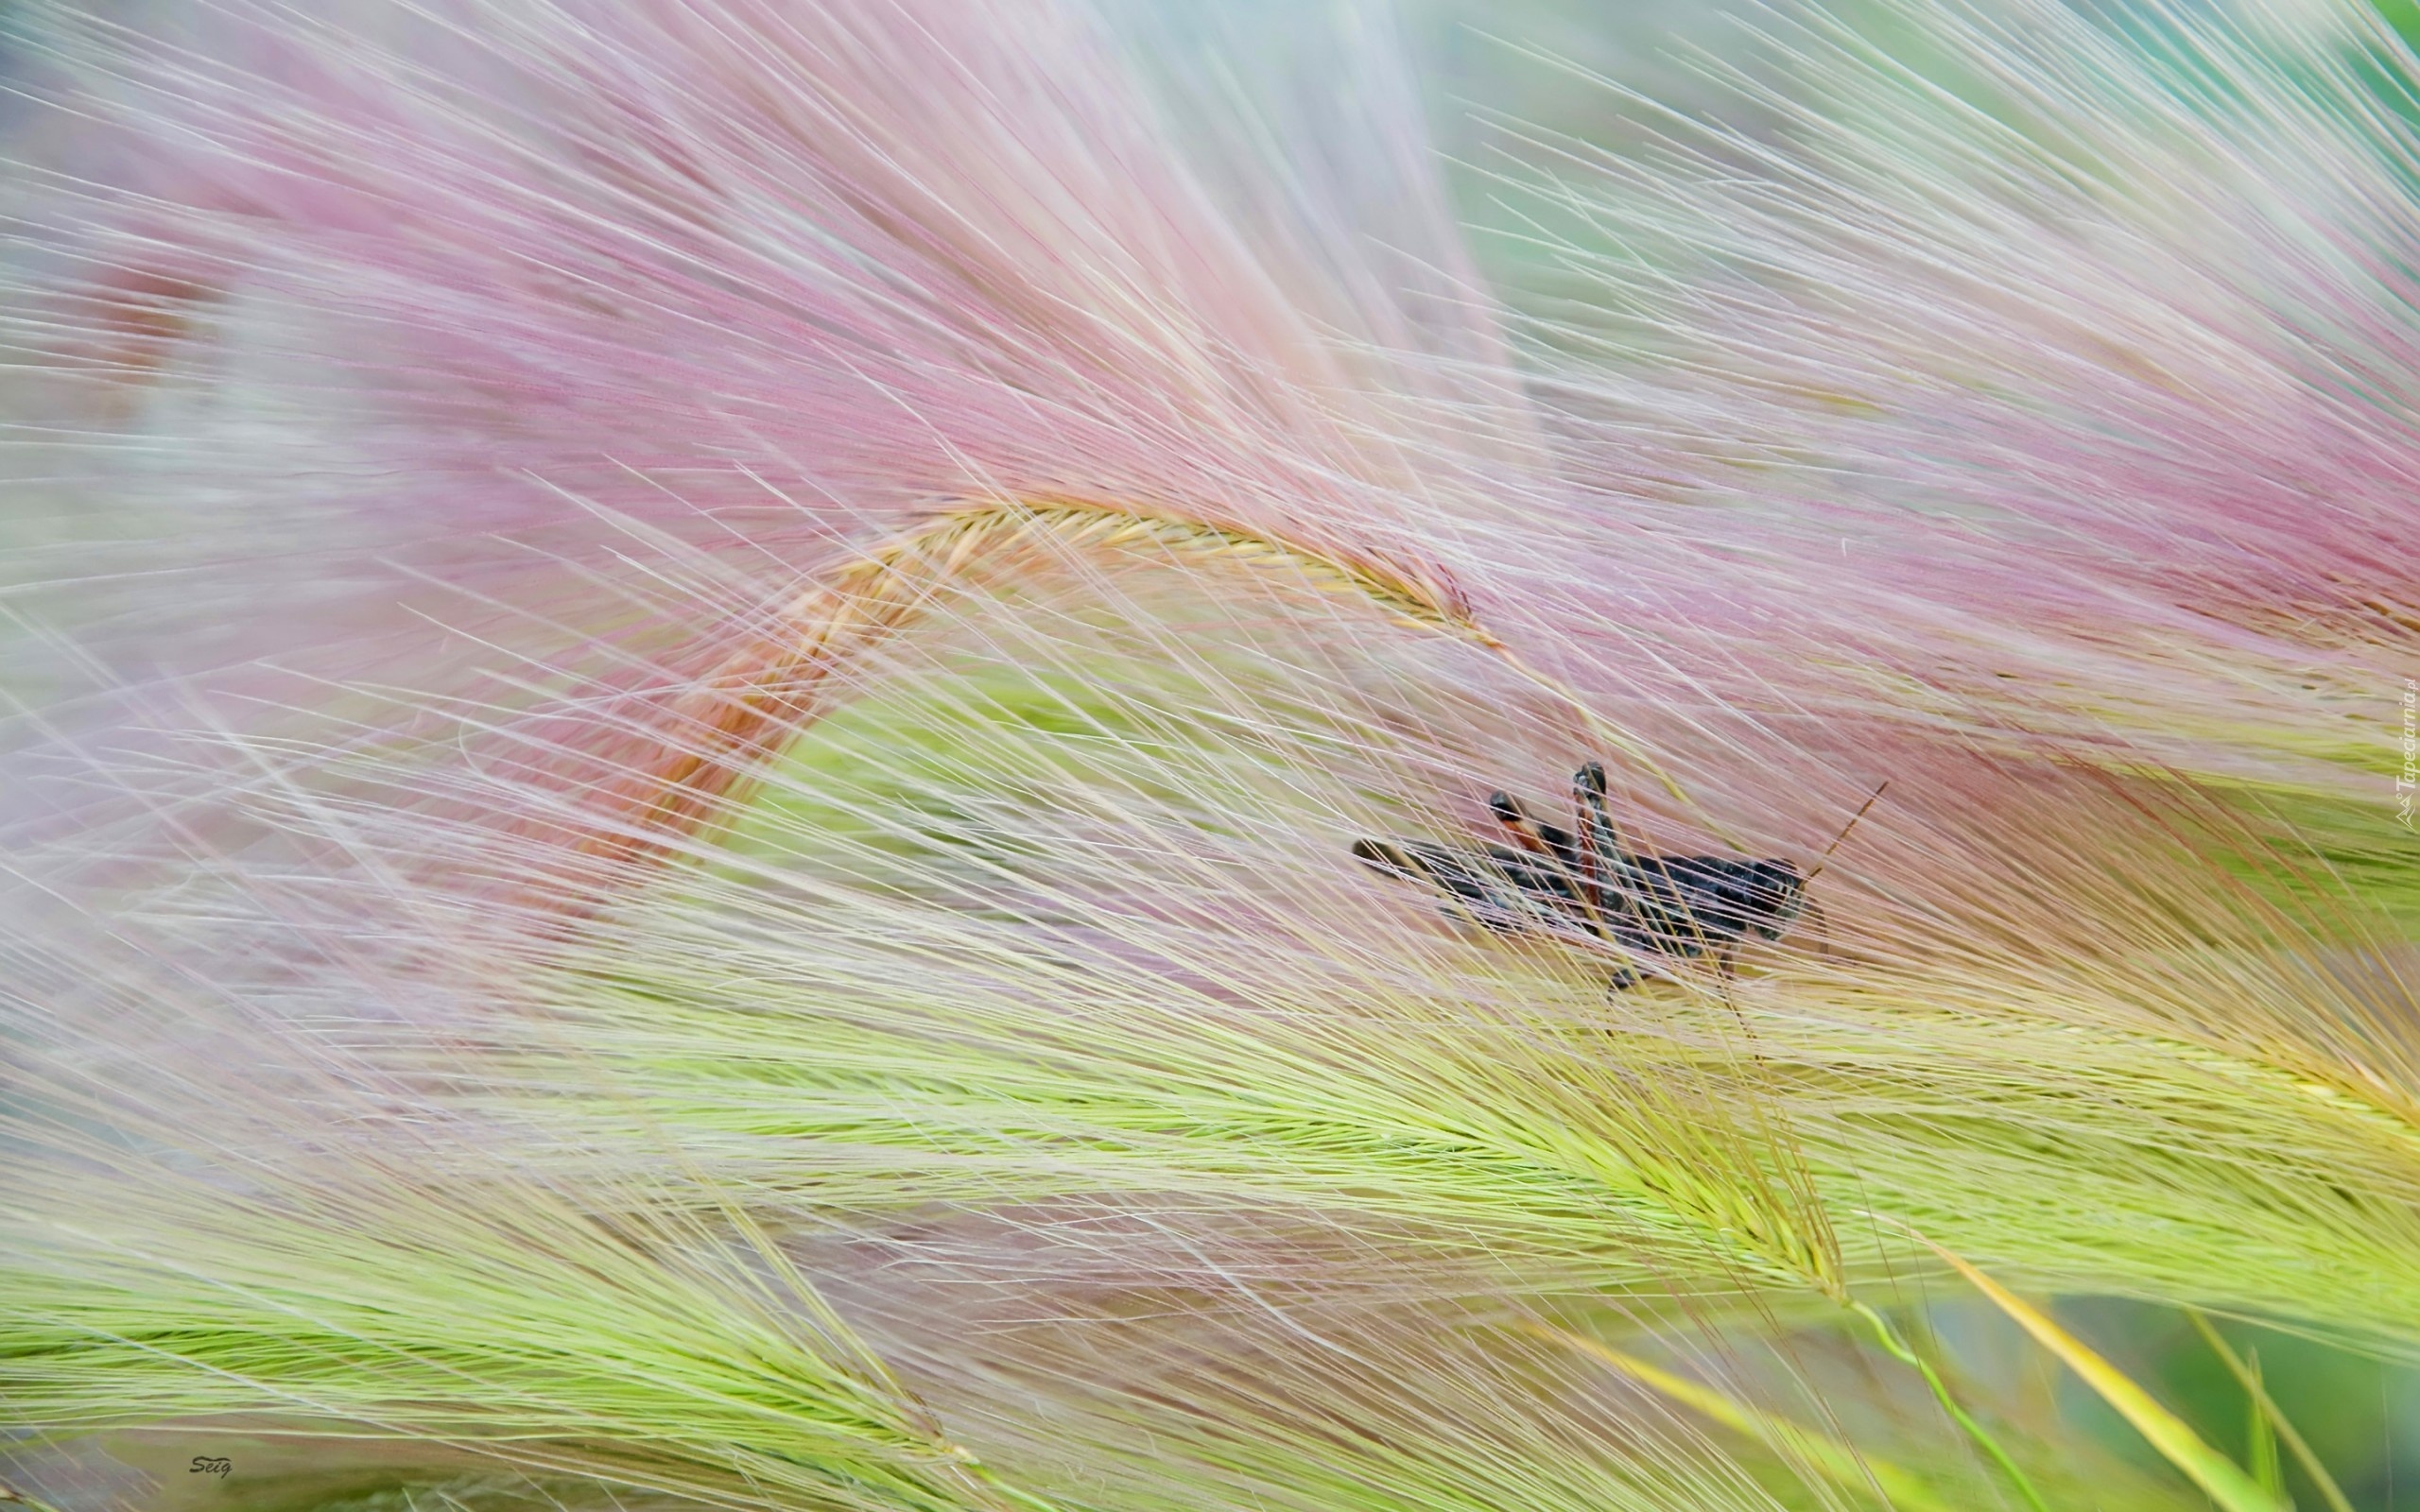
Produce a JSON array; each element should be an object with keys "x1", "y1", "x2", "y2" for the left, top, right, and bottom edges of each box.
[
  {"x1": 2188, "y1": 1312, "x2": 2353, "y2": 1512},
  {"x1": 1925, "y1": 1245, "x2": 2287, "y2": 1512}
]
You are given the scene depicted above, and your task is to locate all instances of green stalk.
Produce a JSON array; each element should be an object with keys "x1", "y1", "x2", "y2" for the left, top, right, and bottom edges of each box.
[
  {"x1": 2187, "y1": 1311, "x2": 2354, "y2": 1512},
  {"x1": 1846, "y1": 1301, "x2": 2050, "y2": 1512}
]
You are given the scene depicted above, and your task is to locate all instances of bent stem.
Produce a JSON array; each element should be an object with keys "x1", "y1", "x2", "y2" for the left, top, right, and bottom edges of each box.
[
  {"x1": 530, "y1": 496, "x2": 1719, "y2": 918},
  {"x1": 1848, "y1": 1300, "x2": 2052, "y2": 1512}
]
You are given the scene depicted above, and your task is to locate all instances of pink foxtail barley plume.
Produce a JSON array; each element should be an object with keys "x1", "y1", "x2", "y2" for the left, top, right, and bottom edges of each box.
[
  {"x1": 1500, "y1": 0, "x2": 2420, "y2": 799},
  {"x1": 0, "y1": 2, "x2": 2414, "y2": 1511}
]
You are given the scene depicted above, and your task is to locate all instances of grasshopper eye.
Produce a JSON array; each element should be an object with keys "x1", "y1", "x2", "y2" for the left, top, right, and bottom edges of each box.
[{"x1": 1489, "y1": 792, "x2": 1578, "y2": 867}]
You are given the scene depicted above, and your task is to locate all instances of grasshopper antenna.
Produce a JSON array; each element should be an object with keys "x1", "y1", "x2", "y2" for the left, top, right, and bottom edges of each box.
[{"x1": 1801, "y1": 782, "x2": 1889, "y2": 886}]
